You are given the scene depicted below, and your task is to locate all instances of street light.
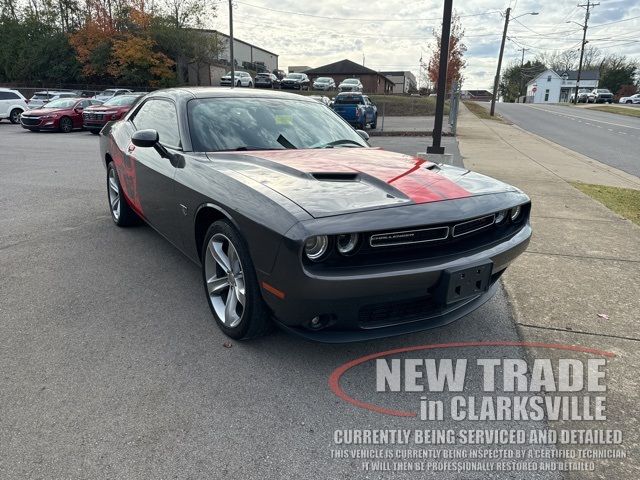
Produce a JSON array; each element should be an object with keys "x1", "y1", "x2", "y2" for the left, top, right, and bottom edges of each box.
[{"x1": 490, "y1": 10, "x2": 539, "y2": 116}]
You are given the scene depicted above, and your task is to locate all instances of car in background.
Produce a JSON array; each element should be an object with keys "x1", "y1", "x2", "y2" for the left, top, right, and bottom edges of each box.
[
  {"x1": 280, "y1": 73, "x2": 310, "y2": 90},
  {"x1": 331, "y1": 92, "x2": 377, "y2": 129},
  {"x1": 619, "y1": 93, "x2": 640, "y2": 104},
  {"x1": 0, "y1": 88, "x2": 28, "y2": 124},
  {"x1": 255, "y1": 73, "x2": 280, "y2": 89},
  {"x1": 591, "y1": 88, "x2": 613, "y2": 104},
  {"x1": 20, "y1": 98, "x2": 100, "y2": 133},
  {"x1": 27, "y1": 91, "x2": 78, "y2": 109},
  {"x1": 570, "y1": 88, "x2": 594, "y2": 103},
  {"x1": 308, "y1": 95, "x2": 331, "y2": 106},
  {"x1": 92, "y1": 88, "x2": 133, "y2": 103},
  {"x1": 313, "y1": 77, "x2": 336, "y2": 91},
  {"x1": 220, "y1": 71, "x2": 253, "y2": 87},
  {"x1": 99, "y1": 87, "x2": 531, "y2": 341},
  {"x1": 338, "y1": 78, "x2": 363, "y2": 93},
  {"x1": 83, "y1": 94, "x2": 143, "y2": 134}
]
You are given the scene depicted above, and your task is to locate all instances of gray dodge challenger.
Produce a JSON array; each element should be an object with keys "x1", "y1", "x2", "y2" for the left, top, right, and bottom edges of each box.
[{"x1": 100, "y1": 88, "x2": 531, "y2": 342}]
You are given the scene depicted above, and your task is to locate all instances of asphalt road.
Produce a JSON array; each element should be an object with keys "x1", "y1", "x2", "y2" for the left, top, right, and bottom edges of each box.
[
  {"x1": 0, "y1": 124, "x2": 557, "y2": 479},
  {"x1": 493, "y1": 103, "x2": 640, "y2": 178}
]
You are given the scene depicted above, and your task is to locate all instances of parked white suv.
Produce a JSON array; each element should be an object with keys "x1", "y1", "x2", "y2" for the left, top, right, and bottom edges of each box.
[{"x1": 0, "y1": 88, "x2": 28, "y2": 123}]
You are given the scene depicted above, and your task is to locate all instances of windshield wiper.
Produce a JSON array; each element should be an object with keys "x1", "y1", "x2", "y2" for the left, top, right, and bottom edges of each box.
[
  {"x1": 277, "y1": 134, "x2": 297, "y2": 149},
  {"x1": 231, "y1": 146, "x2": 283, "y2": 151},
  {"x1": 314, "y1": 139, "x2": 364, "y2": 149}
]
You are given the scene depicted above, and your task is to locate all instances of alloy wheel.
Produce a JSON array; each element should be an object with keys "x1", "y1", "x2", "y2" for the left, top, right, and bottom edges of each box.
[
  {"x1": 60, "y1": 118, "x2": 72, "y2": 133},
  {"x1": 10, "y1": 109, "x2": 21, "y2": 123},
  {"x1": 108, "y1": 168, "x2": 121, "y2": 221},
  {"x1": 204, "y1": 234, "x2": 246, "y2": 328}
]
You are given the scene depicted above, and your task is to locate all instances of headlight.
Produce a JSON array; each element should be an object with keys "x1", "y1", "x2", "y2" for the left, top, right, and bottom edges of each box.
[
  {"x1": 336, "y1": 233, "x2": 359, "y2": 255},
  {"x1": 510, "y1": 205, "x2": 522, "y2": 221},
  {"x1": 305, "y1": 235, "x2": 328, "y2": 261},
  {"x1": 495, "y1": 210, "x2": 508, "y2": 224}
]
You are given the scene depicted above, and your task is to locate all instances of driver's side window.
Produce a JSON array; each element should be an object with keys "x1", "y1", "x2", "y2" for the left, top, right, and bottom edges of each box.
[{"x1": 132, "y1": 99, "x2": 181, "y2": 149}]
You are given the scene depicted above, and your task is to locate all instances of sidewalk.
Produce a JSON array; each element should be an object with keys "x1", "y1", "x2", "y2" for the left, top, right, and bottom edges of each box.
[{"x1": 457, "y1": 104, "x2": 640, "y2": 479}]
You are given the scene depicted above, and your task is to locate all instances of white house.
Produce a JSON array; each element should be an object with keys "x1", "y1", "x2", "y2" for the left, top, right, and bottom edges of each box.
[
  {"x1": 526, "y1": 69, "x2": 600, "y2": 103},
  {"x1": 526, "y1": 69, "x2": 562, "y2": 103}
]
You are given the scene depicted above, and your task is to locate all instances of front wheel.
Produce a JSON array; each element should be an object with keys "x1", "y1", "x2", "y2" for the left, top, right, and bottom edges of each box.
[
  {"x1": 626, "y1": 100, "x2": 633, "y2": 104},
  {"x1": 202, "y1": 221, "x2": 272, "y2": 339},
  {"x1": 107, "y1": 162, "x2": 139, "y2": 226},
  {"x1": 370, "y1": 114, "x2": 377, "y2": 129},
  {"x1": 9, "y1": 108, "x2": 22, "y2": 124},
  {"x1": 59, "y1": 116, "x2": 73, "y2": 133}
]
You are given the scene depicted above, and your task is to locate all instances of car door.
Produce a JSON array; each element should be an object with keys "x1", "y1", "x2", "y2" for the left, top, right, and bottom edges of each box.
[
  {"x1": 72, "y1": 99, "x2": 91, "y2": 127},
  {"x1": 0, "y1": 91, "x2": 9, "y2": 117},
  {"x1": 127, "y1": 98, "x2": 184, "y2": 246}
]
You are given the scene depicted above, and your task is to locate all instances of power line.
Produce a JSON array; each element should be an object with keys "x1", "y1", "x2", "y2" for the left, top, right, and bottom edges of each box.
[{"x1": 235, "y1": 1, "x2": 501, "y2": 22}]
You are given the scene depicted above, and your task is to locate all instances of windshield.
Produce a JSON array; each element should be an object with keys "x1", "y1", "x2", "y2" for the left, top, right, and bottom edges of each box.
[
  {"x1": 597, "y1": 89, "x2": 610, "y2": 93},
  {"x1": 104, "y1": 95, "x2": 139, "y2": 106},
  {"x1": 286, "y1": 74, "x2": 303, "y2": 79},
  {"x1": 98, "y1": 90, "x2": 117, "y2": 96},
  {"x1": 43, "y1": 99, "x2": 77, "y2": 109},
  {"x1": 32, "y1": 93, "x2": 54, "y2": 100},
  {"x1": 334, "y1": 95, "x2": 363, "y2": 105},
  {"x1": 316, "y1": 77, "x2": 331, "y2": 83},
  {"x1": 343, "y1": 79, "x2": 359, "y2": 84},
  {"x1": 188, "y1": 97, "x2": 368, "y2": 152}
]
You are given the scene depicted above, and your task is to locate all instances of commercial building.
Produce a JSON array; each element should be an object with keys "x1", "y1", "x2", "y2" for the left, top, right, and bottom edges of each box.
[{"x1": 380, "y1": 71, "x2": 417, "y2": 94}]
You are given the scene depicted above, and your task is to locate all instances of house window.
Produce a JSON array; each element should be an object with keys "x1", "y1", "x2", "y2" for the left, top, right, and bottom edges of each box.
[
  {"x1": 544, "y1": 89, "x2": 549, "y2": 101},
  {"x1": 547, "y1": 75, "x2": 552, "y2": 82}
]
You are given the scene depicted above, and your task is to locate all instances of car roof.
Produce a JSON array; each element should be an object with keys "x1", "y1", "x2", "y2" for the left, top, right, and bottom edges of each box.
[
  {"x1": 145, "y1": 87, "x2": 321, "y2": 103},
  {"x1": 0, "y1": 87, "x2": 20, "y2": 92}
]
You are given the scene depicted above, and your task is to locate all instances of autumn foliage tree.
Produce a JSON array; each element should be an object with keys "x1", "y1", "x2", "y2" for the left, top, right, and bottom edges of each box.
[{"x1": 427, "y1": 14, "x2": 467, "y2": 93}]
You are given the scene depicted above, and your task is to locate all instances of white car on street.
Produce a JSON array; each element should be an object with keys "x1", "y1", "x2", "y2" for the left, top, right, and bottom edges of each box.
[
  {"x1": 0, "y1": 88, "x2": 28, "y2": 123},
  {"x1": 619, "y1": 93, "x2": 640, "y2": 104}
]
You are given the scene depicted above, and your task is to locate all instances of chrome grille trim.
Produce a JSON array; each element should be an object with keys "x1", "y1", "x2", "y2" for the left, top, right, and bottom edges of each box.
[
  {"x1": 369, "y1": 226, "x2": 450, "y2": 247},
  {"x1": 452, "y1": 214, "x2": 496, "y2": 238}
]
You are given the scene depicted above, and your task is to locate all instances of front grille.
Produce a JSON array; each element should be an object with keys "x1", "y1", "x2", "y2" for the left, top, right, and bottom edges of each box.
[
  {"x1": 84, "y1": 113, "x2": 104, "y2": 120},
  {"x1": 370, "y1": 226, "x2": 449, "y2": 247},
  {"x1": 452, "y1": 214, "x2": 495, "y2": 237},
  {"x1": 21, "y1": 116, "x2": 41, "y2": 126},
  {"x1": 359, "y1": 296, "x2": 437, "y2": 327}
]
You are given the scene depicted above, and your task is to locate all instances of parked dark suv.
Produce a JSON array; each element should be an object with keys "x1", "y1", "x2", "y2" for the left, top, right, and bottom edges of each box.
[
  {"x1": 254, "y1": 73, "x2": 280, "y2": 89},
  {"x1": 281, "y1": 73, "x2": 310, "y2": 90}
]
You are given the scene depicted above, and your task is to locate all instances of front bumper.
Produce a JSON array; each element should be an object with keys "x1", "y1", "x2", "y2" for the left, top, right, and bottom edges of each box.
[
  {"x1": 259, "y1": 221, "x2": 531, "y2": 343},
  {"x1": 281, "y1": 83, "x2": 302, "y2": 89},
  {"x1": 83, "y1": 120, "x2": 106, "y2": 130}
]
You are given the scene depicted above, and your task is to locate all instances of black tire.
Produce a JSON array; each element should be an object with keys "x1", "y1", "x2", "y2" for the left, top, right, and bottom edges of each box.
[
  {"x1": 236, "y1": 80, "x2": 241, "y2": 87},
  {"x1": 201, "y1": 220, "x2": 272, "y2": 340},
  {"x1": 626, "y1": 100, "x2": 632, "y2": 104},
  {"x1": 9, "y1": 108, "x2": 22, "y2": 124},
  {"x1": 248, "y1": 82, "x2": 253, "y2": 88},
  {"x1": 370, "y1": 114, "x2": 377, "y2": 129},
  {"x1": 106, "y1": 162, "x2": 140, "y2": 227},
  {"x1": 59, "y1": 116, "x2": 73, "y2": 133},
  {"x1": 90, "y1": 129, "x2": 100, "y2": 135}
]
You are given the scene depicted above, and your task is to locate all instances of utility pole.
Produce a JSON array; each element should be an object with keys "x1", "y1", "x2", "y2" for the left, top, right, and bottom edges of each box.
[
  {"x1": 519, "y1": 47, "x2": 529, "y2": 101},
  {"x1": 427, "y1": 0, "x2": 453, "y2": 155},
  {"x1": 490, "y1": 8, "x2": 510, "y2": 116},
  {"x1": 573, "y1": 1, "x2": 598, "y2": 104},
  {"x1": 229, "y1": 0, "x2": 235, "y2": 88}
]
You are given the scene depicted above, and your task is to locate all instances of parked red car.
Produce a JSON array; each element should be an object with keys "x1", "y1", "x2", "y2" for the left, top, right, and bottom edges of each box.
[
  {"x1": 83, "y1": 94, "x2": 143, "y2": 134},
  {"x1": 20, "y1": 98, "x2": 100, "y2": 133}
]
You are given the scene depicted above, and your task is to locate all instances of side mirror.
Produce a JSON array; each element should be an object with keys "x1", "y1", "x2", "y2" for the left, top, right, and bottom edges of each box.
[
  {"x1": 356, "y1": 129, "x2": 369, "y2": 141},
  {"x1": 132, "y1": 129, "x2": 159, "y2": 148},
  {"x1": 75, "y1": 107, "x2": 83, "y2": 113}
]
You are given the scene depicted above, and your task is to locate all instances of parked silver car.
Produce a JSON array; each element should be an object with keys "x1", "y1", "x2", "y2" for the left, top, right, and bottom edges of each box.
[
  {"x1": 338, "y1": 78, "x2": 363, "y2": 92},
  {"x1": 220, "y1": 71, "x2": 254, "y2": 87},
  {"x1": 313, "y1": 77, "x2": 336, "y2": 91},
  {"x1": 27, "y1": 91, "x2": 78, "y2": 109}
]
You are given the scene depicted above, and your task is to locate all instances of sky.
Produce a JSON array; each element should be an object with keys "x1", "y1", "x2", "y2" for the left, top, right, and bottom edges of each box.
[{"x1": 208, "y1": 0, "x2": 640, "y2": 90}]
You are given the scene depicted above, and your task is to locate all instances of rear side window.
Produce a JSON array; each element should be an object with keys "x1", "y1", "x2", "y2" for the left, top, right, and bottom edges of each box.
[
  {"x1": 132, "y1": 99, "x2": 181, "y2": 149},
  {"x1": 0, "y1": 91, "x2": 20, "y2": 100}
]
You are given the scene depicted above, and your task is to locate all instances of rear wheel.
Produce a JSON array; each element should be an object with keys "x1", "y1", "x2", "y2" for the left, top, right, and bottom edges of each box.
[
  {"x1": 90, "y1": 129, "x2": 100, "y2": 135},
  {"x1": 626, "y1": 100, "x2": 633, "y2": 104},
  {"x1": 9, "y1": 108, "x2": 22, "y2": 124},
  {"x1": 107, "y1": 162, "x2": 139, "y2": 226},
  {"x1": 202, "y1": 221, "x2": 272, "y2": 339},
  {"x1": 370, "y1": 114, "x2": 377, "y2": 129},
  {"x1": 59, "y1": 116, "x2": 73, "y2": 133}
]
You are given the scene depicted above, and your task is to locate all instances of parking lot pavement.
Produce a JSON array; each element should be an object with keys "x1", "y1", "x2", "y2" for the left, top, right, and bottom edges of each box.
[{"x1": 0, "y1": 125, "x2": 559, "y2": 479}]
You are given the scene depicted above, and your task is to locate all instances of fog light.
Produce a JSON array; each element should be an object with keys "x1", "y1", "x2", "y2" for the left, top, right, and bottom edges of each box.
[
  {"x1": 510, "y1": 205, "x2": 522, "y2": 221},
  {"x1": 336, "y1": 233, "x2": 359, "y2": 255},
  {"x1": 305, "y1": 235, "x2": 328, "y2": 261}
]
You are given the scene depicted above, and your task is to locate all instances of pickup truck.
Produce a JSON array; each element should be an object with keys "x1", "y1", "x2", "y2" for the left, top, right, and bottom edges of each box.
[
  {"x1": 331, "y1": 92, "x2": 377, "y2": 129},
  {"x1": 591, "y1": 89, "x2": 613, "y2": 104}
]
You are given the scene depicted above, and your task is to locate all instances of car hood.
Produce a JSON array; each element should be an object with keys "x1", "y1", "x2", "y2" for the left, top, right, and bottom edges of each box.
[
  {"x1": 23, "y1": 107, "x2": 68, "y2": 116},
  {"x1": 207, "y1": 148, "x2": 518, "y2": 218},
  {"x1": 85, "y1": 105, "x2": 127, "y2": 112}
]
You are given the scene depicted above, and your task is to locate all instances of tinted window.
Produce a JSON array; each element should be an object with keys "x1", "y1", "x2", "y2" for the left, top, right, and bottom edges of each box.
[
  {"x1": 334, "y1": 95, "x2": 364, "y2": 105},
  {"x1": 188, "y1": 97, "x2": 367, "y2": 152},
  {"x1": 133, "y1": 99, "x2": 181, "y2": 148},
  {"x1": 0, "y1": 91, "x2": 20, "y2": 100}
]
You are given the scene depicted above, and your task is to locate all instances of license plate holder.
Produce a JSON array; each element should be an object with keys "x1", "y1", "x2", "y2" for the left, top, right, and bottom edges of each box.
[{"x1": 436, "y1": 262, "x2": 493, "y2": 305}]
